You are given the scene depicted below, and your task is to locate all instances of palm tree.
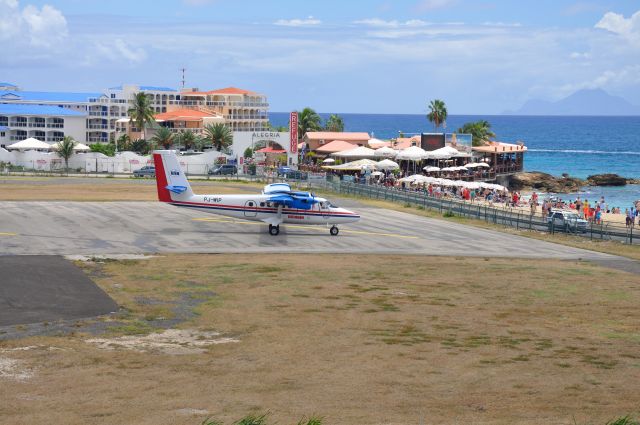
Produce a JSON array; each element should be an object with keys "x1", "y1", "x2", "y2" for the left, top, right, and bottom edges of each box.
[
  {"x1": 324, "y1": 114, "x2": 345, "y2": 132},
  {"x1": 204, "y1": 123, "x2": 233, "y2": 151},
  {"x1": 297, "y1": 107, "x2": 322, "y2": 139},
  {"x1": 56, "y1": 136, "x2": 76, "y2": 172},
  {"x1": 116, "y1": 133, "x2": 130, "y2": 152},
  {"x1": 180, "y1": 130, "x2": 196, "y2": 151},
  {"x1": 427, "y1": 99, "x2": 448, "y2": 131},
  {"x1": 457, "y1": 120, "x2": 496, "y2": 146},
  {"x1": 151, "y1": 127, "x2": 174, "y2": 150},
  {"x1": 127, "y1": 92, "x2": 156, "y2": 140}
]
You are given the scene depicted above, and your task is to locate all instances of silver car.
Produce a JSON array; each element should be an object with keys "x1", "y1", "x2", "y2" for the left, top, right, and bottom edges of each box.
[{"x1": 548, "y1": 210, "x2": 588, "y2": 232}]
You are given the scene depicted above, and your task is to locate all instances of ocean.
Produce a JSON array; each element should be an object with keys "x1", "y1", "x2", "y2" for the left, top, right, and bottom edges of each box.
[{"x1": 270, "y1": 113, "x2": 640, "y2": 208}]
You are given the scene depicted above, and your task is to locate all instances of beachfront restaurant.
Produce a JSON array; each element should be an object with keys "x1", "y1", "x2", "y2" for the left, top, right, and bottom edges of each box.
[{"x1": 472, "y1": 142, "x2": 527, "y2": 177}]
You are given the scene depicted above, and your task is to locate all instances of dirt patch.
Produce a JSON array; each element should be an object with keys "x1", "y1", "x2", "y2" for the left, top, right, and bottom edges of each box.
[
  {"x1": 0, "y1": 356, "x2": 33, "y2": 381},
  {"x1": 86, "y1": 329, "x2": 238, "y2": 354}
]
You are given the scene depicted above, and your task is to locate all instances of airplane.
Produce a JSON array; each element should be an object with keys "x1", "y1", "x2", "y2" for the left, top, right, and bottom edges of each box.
[{"x1": 152, "y1": 150, "x2": 360, "y2": 236}]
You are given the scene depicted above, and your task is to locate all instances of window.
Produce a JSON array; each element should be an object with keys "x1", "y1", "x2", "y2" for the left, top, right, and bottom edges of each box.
[
  {"x1": 0, "y1": 132, "x2": 4, "y2": 137},
  {"x1": 111, "y1": 94, "x2": 116, "y2": 99},
  {"x1": 259, "y1": 202, "x2": 265, "y2": 207},
  {"x1": 248, "y1": 202, "x2": 254, "y2": 207}
]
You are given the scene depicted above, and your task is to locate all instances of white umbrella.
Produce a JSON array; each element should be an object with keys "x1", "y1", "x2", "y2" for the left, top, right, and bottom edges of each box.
[
  {"x1": 396, "y1": 145, "x2": 427, "y2": 161},
  {"x1": 333, "y1": 146, "x2": 376, "y2": 158},
  {"x1": 368, "y1": 138, "x2": 388, "y2": 148},
  {"x1": 7, "y1": 137, "x2": 51, "y2": 151},
  {"x1": 374, "y1": 146, "x2": 397, "y2": 158},
  {"x1": 371, "y1": 171, "x2": 384, "y2": 176},
  {"x1": 423, "y1": 166, "x2": 440, "y2": 172},
  {"x1": 322, "y1": 158, "x2": 335, "y2": 163},
  {"x1": 424, "y1": 146, "x2": 460, "y2": 160},
  {"x1": 376, "y1": 159, "x2": 400, "y2": 170},
  {"x1": 476, "y1": 162, "x2": 490, "y2": 168}
]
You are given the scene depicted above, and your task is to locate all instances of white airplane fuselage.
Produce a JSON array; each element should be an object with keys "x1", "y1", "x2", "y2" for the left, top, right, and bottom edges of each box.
[{"x1": 168, "y1": 193, "x2": 360, "y2": 226}]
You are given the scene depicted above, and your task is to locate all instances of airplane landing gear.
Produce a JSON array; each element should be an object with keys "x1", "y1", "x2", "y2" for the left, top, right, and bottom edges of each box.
[
  {"x1": 330, "y1": 226, "x2": 339, "y2": 236},
  {"x1": 269, "y1": 224, "x2": 280, "y2": 236}
]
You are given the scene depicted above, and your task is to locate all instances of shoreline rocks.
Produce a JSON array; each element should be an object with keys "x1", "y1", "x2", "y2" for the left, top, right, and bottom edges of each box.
[{"x1": 509, "y1": 172, "x2": 639, "y2": 193}]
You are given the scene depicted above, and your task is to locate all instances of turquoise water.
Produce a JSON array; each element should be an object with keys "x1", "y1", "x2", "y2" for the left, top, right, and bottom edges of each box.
[{"x1": 271, "y1": 113, "x2": 640, "y2": 208}]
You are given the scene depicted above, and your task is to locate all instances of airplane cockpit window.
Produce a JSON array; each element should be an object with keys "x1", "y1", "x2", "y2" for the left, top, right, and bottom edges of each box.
[{"x1": 326, "y1": 202, "x2": 337, "y2": 208}]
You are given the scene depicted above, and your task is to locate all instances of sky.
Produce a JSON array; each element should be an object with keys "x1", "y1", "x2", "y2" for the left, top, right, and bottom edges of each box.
[{"x1": 1, "y1": 0, "x2": 639, "y2": 114}]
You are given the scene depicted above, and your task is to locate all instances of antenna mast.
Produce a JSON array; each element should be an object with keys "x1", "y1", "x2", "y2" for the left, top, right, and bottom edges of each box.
[{"x1": 180, "y1": 67, "x2": 186, "y2": 89}]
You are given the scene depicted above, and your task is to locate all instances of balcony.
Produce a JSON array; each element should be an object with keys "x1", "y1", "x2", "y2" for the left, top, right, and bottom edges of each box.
[
  {"x1": 87, "y1": 136, "x2": 108, "y2": 142},
  {"x1": 10, "y1": 122, "x2": 27, "y2": 127},
  {"x1": 46, "y1": 123, "x2": 64, "y2": 128},
  {"x1": 89, "y1": 111, "x2": 108, "y2": 117},
  {"x1": 46, "y1": 136, "x2": 64, "y2": 142},
  {"x1": 88, "y1": 124, "x2": 109, "y2": 130}
]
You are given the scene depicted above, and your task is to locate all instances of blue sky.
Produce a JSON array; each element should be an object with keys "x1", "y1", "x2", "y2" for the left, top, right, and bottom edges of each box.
[{"x1": 1, "y1": 0, "x2": 639, "y2": 114}]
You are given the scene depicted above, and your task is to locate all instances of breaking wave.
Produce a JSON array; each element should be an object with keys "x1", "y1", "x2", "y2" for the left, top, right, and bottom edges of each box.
[{"x1": 528, "y1": 149, "x2": 640, "y2": 155}]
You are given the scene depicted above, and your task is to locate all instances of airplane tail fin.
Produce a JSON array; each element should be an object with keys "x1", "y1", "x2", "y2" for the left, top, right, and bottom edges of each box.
[{"x1": 152, "y1": 150, "x2": 194, "y2": 202}]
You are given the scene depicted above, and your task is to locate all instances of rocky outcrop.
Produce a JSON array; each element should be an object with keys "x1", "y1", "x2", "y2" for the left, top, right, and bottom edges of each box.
[
  {"x1": 508, "y1": 172, "x2": 584, "y2": 193},
  {"x1": 586, "y1": 173, "x2": 630, "y2": 186}
]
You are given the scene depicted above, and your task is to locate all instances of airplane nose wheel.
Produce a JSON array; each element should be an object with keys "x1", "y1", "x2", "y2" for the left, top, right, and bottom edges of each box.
[
  {"x1": 330, "y1": 226, "x2": 339, "y2": 236},
  {"x1": 269, "y1": 224, "x2": 280, "y2": 236}
]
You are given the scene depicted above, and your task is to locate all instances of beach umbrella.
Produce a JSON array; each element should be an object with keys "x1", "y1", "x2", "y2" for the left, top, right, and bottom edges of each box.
[
  {"x1": 51, "y1": 141, "x2": 91, "y2": 151},
  {"x1": 423, "y1": 166, "x2": 440, "y2": 172},
  {"x1": 374, "y1": 146, "x2": 397, "y2": 158},
  {"x1": 376, "y1": 159, "x2": 400, "y2": 170},
  {"x1": 371, "y1": 171, "x2": 384, "y2": 176},
  {"x1": 322, "y1": 158, "x2": 335, "y2": 163},
  {"x1": 333, "y1": 146, "x2": 376, "y2": 159},
  {"x1": 424, "y1": 146, "x2": 460, "y2": 160},
  {"x1": 396, "y1": 146, "x2": 427, "y2": 161},
  {"x1": 476, "y1": 162, "x2": 490, "y2": 168},
  {"x1": 368, "y1": 138, "x2": 390, "y2": 148}
]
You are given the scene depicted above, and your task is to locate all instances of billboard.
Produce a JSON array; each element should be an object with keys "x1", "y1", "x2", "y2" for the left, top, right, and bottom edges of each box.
[
  {"x1": 446, "y1": 133, "x2": 473, "y2": 153},
  {"x1": 290, "y1": 112, "x2": 298, "y2": 154},
  {"x1": 421, "y1": 133, "x2": 445, "y2": 151}
]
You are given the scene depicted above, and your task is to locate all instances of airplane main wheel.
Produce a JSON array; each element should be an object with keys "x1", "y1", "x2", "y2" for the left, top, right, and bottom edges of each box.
[
  {"x1": 330, "y1": 226, "x2": 339, "y2": 236},
  {"x1": 269, "y1": 225, "x2": 280, "y2": 236}
]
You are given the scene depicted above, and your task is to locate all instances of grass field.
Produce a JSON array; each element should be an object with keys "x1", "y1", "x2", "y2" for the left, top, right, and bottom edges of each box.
[{"x1": 1, "y1": 254, "x2": 640, "y2": 424}]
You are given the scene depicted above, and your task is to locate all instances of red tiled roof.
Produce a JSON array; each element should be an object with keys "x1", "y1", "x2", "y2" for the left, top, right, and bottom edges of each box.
[
  {"x1": 256, "y1": 146, "x2": 286, "y2": 153},
  {"x1": 208, "y1": 87, "x2": 257, "y2": 95},
  {"x1": 316, "y1": 140, "x2": 358, "y2": 153}
]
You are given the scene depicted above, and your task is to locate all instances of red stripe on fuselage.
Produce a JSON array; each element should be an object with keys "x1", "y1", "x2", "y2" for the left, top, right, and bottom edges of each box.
[
  {"x1": 153, "y1": 153, "x2": 172, "y2": 202},
  {"x1": 171, "y1": 200, "x2": 359, "y2": 217}
]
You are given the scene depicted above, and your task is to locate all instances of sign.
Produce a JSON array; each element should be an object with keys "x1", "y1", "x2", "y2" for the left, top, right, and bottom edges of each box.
[
  {"x1": 421, "y1": 133, "x2": 445, "y2": 151},
  {"x1": 290, "y1": 111, "x2": 298, "y2": 154}
]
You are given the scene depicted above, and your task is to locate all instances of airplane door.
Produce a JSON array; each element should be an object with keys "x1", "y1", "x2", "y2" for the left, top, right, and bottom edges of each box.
[{"x1": 244, "y1": 200, "x2": 257, "y2": 217}]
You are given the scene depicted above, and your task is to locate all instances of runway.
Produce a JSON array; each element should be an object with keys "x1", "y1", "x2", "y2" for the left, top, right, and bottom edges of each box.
[{"x1": 0, "y1": 201, "x2": 632, "y2": 265}]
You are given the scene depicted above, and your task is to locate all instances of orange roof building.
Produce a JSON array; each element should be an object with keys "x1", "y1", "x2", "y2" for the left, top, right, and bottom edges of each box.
[
  {"x1": 171, "y1": 87, "x2": 269, "y2": 132},
  {"x1": 303, "y1": 131, "x2": 371, "y2": 152}
]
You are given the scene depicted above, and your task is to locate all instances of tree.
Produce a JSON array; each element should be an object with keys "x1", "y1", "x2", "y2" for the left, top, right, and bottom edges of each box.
[
  {"x1": 204, "y1": 123, "x2": 233, "y2": 151},
  {"x1": 457, "y1": 120, "x2": 496, "y2": 146},
  {"x1": 194, "y1": 135, "x2": 208, "y2": 151},
  {"x1": 324, "y1": 114, "x2": 344, "y2": 132},
  {"x1": 131, "y1": 138, "x2": 151, "y2": 154},
  {"x1": 151, "y1": 127, "x2": 174, "y2": 149},
  {"x1": 90, "y1": 143, "x2": 116, "y2": 157},
  {"x1": 127, "y1": 92, "x2": 156, "y2": 140},
  {"x1": 116, "y1": 133, "x2": 131, "y2": 152},
  {"x1": 56, "y1": 136, "x2": 76, "y2": 172},
  {"x1": 268, "y1": 122, "x2": 288, "y2": 132},
  {"x1": 297, "y1": 107, "x2": 322, "y2": 139},
  {"x1": 427, "y1": 99, "x2": 448, "y2": 131},
  {"x1": 180, "y1": 130, "x2": 196, "y2": 151},
  {"x1": 243, "y1": 147, "x2": 254, "y2": 158}
]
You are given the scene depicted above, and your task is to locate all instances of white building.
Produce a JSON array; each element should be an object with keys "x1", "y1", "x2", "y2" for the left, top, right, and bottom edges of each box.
[{"x1": 0, "y1": 104, "x2": 86, "y2": 148}]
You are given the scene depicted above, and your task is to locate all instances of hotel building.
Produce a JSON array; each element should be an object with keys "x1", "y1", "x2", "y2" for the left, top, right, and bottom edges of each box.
[{"x1": 0, "y1": 83, "x2": 269, "y2": 147}]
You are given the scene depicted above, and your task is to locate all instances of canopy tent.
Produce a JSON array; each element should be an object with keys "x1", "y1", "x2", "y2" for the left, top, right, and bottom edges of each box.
[
  {"x1": 7, "y1": 137, "x2": 51, "y2": 151},
  {"x1": 51, "y1": 141, "x2": 91, "y2": 152},
  {"x1": 375, "y1": 159, "x2": 399, "y2": 170},
  {"x1": 321, "y1": 158, "x2": 335, "y2": 163},
  {"x1": 396, "y1": 145, "x2": 427, "y2": 161},
  {"x1": 316, "y1": 140, "x2": 356, "y2": 153},
  {"x1": 332, "y1": 146, "x2": 376, "y2": 158},
  {"x1": 373, "y1": 146, "x2": 397, "y2": 158},
  {"x1": 323, "y1": 158, "x2": 378, "y2": 170}
]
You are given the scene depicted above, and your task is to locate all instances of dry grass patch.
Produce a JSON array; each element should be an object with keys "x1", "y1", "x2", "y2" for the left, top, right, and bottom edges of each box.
[{"x1": 1, "y1": 254, "x2": 640, "y2": 424}]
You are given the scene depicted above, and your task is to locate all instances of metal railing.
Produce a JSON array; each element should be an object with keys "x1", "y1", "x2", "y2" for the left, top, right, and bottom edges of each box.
[{"x1": 307, "y1": 181, "x2": 638, "y2": 245}]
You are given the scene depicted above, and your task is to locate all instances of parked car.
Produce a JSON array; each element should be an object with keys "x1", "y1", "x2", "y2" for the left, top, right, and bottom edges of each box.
[
  {"x1": 282, "y1": 170, "x2": 308, "y2": 180},
  {"x1": 208, "y1": 164, "x2": 238, "y2": 175},
  {"x1": 276, "y1": 166, "x2": 292, "y2": 176},
  {"x1": 133, "y1": 165, "x2": 155, "y2": 178},
  {"x1": 547, "y1": 210, "x2": 588, "y2": 232}
]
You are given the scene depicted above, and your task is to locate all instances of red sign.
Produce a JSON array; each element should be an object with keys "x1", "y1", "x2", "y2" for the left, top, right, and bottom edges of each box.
[{"x1": 290, "y1": 111, "x2": 298, "y2": 154}]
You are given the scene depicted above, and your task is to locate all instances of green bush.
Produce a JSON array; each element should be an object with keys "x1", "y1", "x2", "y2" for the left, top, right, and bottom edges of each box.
[{"x1": 443, "y1": 210, "x2": 455, "y2": 218}]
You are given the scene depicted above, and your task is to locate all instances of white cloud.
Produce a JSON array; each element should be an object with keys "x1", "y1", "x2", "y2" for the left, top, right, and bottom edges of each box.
[
  {"x1": 274, "y1": 16, "x2": 321, "y2": 27},
  {"x1": 415, "y1": 0, "x2": 456, "y2": 12},
  {"x1": 353, "y1": 18, "x2": 429, "y2": 28},
  {"x1": 569, "y1": 51, "x2": 591, "y2": 59},
  {"x1": 595, "y1": 10, "x2": 640, "y2": 37},
  {"x1": 0, "y1": 0, "x2": 67, "y2": 47},
  {"x1": 482, "y1": 22, "x2": 522, "y2": 27},
  {"x1": 93, "y1": 39, "x2": 147, "y2": 64}
]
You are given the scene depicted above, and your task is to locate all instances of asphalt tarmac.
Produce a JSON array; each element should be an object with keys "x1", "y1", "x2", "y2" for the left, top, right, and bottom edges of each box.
[
  {"x1": 0, "y1": 255, "x2": 118, "y2": 326},
  {"x1": 0, "y1": 200, "x2": 632, "y2": 265}
]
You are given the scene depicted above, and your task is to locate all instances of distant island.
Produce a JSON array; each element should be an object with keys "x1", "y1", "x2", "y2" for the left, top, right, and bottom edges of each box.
[{"x1": 506, "y1": 89, "x2": 640, "y2": 116}]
